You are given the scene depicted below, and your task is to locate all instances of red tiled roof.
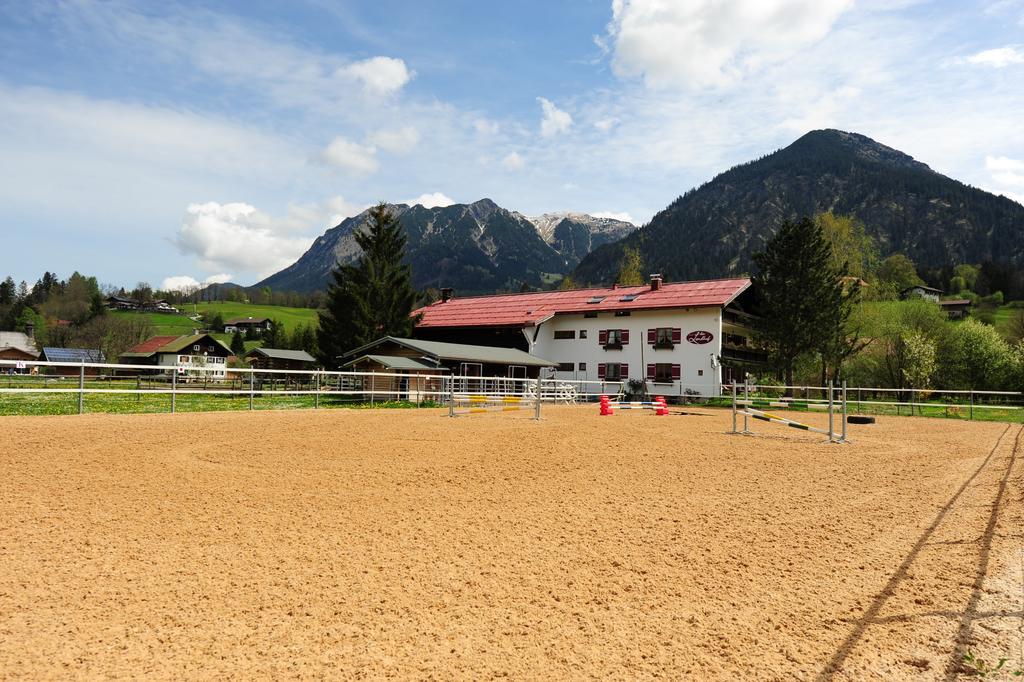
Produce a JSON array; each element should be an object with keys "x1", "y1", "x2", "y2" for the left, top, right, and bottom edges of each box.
[
  {"x1": 125, "y1": 335, "x2": 180, "y2": 354},
  {"x1": 415, "y1": 278, "x2": 751, "y2": 328}
]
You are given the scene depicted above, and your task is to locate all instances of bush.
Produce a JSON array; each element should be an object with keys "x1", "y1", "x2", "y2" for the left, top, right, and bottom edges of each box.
[{"x1": 938, "y1": 318, "x2": 1013, "y2": 390}]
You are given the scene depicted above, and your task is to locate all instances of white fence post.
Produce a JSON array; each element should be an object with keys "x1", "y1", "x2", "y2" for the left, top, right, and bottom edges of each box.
[
  {"x1": 534, "y1": 375, "x2": 541, "y2": 421},
  {"x1": 171, "y1": 369, "x2": 177, "y2": 414},
  {"x1": 78, "y1": 361, "x2": 85, "y2": 415},
  {"x1": 314, "y1": 370, "x2": 320, "y2": 410},
  {"x1": 249, "y1": 369, "x2": 254, "y2": 411}
]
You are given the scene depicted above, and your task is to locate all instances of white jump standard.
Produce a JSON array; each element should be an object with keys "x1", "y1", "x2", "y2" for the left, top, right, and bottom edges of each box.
[{"x1": 731, "y1": 380, "x2": 848, "y2": 443}]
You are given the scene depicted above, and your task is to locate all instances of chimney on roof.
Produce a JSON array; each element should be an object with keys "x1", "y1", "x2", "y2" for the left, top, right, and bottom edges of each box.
[
  {"x1": 650, "y1": 274, "x2": 663, "y2": 291},
  {"x1": 25, "y1": 322, "x2": 34, "y2": 339},
  {"x1": 440, "y1": 287, "x2": 454, "y2": 303},
  {"x1": 611, "y1": 283, "x2": 619, "y2": 290}
]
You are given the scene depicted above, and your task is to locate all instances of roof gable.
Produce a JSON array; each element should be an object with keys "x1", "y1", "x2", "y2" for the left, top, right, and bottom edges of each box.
[{"x1": 414, "y1": 278, "x2": 750, "y2": 328}]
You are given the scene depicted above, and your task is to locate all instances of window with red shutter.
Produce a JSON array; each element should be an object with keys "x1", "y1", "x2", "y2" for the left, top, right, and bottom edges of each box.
[
  {"x1": 621, "y1": 329, "x2": 629, "y2": 344},
  {"x1": 647, "y1": 329, "x2": 656, "y2": 344},
  {"x1": 597, "y1": 363, "x2": 606, "y2": 379},
  {"x1": 672, "y1": 364, "x2": 681, "y2": 380},
  {"x1": 646, "y1": 363, "x2": 656, "y2": 379},
  {"x1": 620, "y1": 363, "x2": 629, "y2": 378},
  {"x1": 672, "y1": 328, "x2": 682, "y2": 344},
  {"x1": 598, "y1": 330, "x2": 608, "y2": 345}
]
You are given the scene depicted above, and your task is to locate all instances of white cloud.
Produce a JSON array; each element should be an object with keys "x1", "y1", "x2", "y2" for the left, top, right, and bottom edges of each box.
[
  {"x1": 591, "y1": 210, "x2": 636, "y2": 223},
  {"x1": 607, "y1": 0, "x2": 854, "y2": 89},
  {"x1": 473, "y1": 118, "x2": 500, "y2": 135},
  {"x1": 161, "y1": 273, "x2": 234, "y2": 291},
  {"x1": 501, "y1": 151, "x2": 526, "y2": 170},
  {"x1": 319, "y1": 136, "x2": 379, "y2": 174},
  {"x1": 368, "y1": 126, "x2": 421, "y2": 154},
  {"x1": 594, "y1": 117, "x2": 620, "y2": 132},
  {"x1": 403, "y1": 192, "x2": 455, "y2": 208},
  {"x1": 342, "y1": 56, "x2": 413, "y2": 96},
  {"x1": 161, "y1": 275, "x2": 202, "y2": 292},
  {"x1": 966, "y1": 46, "x2": 1024, "y2": 67},
  {"x1": 986, "y1": 155, "x2": 1024, "y2": 193},
  {"x1": 173, "y1": 197, "x2": 363, "y2": 278},
  {"x1": 538, "y1": 97, "x2": 573, "y2": 137}
]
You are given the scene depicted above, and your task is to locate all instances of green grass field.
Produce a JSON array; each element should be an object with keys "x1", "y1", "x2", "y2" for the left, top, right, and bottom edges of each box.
[{"x1": 111, "y1": 302, "x2": 319, "y2": 341}]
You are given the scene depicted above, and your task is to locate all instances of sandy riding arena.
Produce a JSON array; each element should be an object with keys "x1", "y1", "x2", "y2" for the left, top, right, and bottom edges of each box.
[{"x1": 1, "y1": 407, "x2": 1022, "y2": 679}]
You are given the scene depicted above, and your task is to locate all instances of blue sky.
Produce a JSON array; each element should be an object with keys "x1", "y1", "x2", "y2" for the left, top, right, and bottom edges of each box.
[{"x1": 1, "y1": 0, "x2": 1023, "y2": 290}]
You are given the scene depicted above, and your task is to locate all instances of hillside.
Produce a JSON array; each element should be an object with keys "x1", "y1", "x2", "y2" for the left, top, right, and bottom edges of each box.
[
  {"x1": 572, "y1": 129, "x2": 1024, "y2": 284},
  {"x1": 257, "y1": 200, "x2": 636, "y2": 294},
  {"x1": 112, "y1": 302, "x2": 318, "y2": 341}
]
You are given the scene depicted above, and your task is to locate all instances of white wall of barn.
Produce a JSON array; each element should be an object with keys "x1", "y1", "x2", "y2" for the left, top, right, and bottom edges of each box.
[{"x1": 527, "y1": 307, "x2": 724, "y2": 396}]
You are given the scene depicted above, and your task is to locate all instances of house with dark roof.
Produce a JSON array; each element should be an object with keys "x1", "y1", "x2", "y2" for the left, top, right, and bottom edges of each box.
[
  {"x1": 244, "y1": 347, "x2": 317, "y2": 372},
  {"x1": 411, "y1": 275, "x2": 762, "y2": 396},
  {"x1": 224, "y1": 317, "x2": 272, "y2": 335},
  {"x1": 340, "y1": 337, "x2": 556, "y2": 401},
  {"x1": 900, "y1": 285, "x2": 942, "y2": 302},
  {"x1": 119, "y1": 334, "x2": 232, "y2": 377}
]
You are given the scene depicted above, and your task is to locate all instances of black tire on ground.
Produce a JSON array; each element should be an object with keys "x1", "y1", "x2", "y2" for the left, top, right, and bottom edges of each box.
[{"x1": 847, "y1": 415, "x2": 875, "y2": 425}]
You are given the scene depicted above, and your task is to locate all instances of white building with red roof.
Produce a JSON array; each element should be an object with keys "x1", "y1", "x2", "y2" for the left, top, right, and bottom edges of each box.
[{"x1": 413, "y1": 275, "x2": 764, "y2": 396}]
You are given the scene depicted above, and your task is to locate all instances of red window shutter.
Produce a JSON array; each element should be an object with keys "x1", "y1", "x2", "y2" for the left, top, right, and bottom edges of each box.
[
  {"x1": 621, "y1": 363, "x2": 629, "y2": 378},
  {"x1": 598, "y1": 329, "x2": 608, "y2": 344},
  {"x1": 647, "y1": 329, "x2": 656, "y2": 344},
  {"x1": 672, "y1": 328, "x2": 682, "y2": 344},
  {"x1": 621, "y1": 329, "x2": 629, "y2": 344},
  {"x1": 647, "y1": 363, "x2": 656, "y2": 379},
  {"x1": 597, "y1": 363, "x2": 606, "y2": 379},
  {"x1": 671, "y1": 364, "x2": 681, "y2": 380}
]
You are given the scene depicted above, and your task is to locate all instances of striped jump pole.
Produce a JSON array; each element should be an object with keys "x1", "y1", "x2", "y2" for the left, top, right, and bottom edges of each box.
[
  {"x1": 730, "y1": 383, "x2": 847, "y2": 443},
  {"x1": 450, "y1": 393, "x2": 540, "y2": 420},
  {"x1": 599, "y1": 395, "x2": 668, "y2": 416},
  {"x1": 738, "y1": 406, "x2": 837, "y2": 439}
]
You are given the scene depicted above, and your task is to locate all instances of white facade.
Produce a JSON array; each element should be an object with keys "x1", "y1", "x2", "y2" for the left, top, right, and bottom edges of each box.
[
  {"x1": 525, "y1": 307, "x2": 734, "y2": 396},
  {"x1": 155, "y1": 352, "x2": 228, "y2": 379}
]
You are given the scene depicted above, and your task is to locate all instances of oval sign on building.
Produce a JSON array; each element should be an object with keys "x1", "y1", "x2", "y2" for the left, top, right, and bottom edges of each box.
[{"x1": 686, "y1": 330, "x2": 714, "y2": 345}]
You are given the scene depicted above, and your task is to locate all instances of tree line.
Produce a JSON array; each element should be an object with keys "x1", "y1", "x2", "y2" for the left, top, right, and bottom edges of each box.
[{"x1": 750, "y1": 214, "x2": 1024, "y2": 393}]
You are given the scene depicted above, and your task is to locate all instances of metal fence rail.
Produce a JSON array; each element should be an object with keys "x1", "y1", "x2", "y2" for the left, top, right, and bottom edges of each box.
[{"x1": 1, "y1": 359, "x2": 1022, "y2": 421}]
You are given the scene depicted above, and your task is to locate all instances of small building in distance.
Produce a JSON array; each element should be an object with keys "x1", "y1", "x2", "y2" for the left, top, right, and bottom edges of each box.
[
  {"x1": 119, "y1": 333, "x2": 232, "y2": 378},
  {"x1": 900, "y1": 285, "x2": 942, "y2": 302},
  {"x1": 244, "y1": 347, "x2": 317, "y2": 372},
  {"x1": 341, "y1": 336, "x2": 556, "y2": 400},
  {"x1": 105, "y1": 295, "x2": 140, "y2": 311},
  {"x1": 0, "y1": 330, "x2": 40, "y2": 372},
  {"x1": 224, "y1": 317, "x2": 272, "y2": 335},
  {"x1": 938, "y1": 299, "x2": 972, "y2": 320},
  {"x1": 39, "y1": 347, "x2": 106, "y2": 376}
]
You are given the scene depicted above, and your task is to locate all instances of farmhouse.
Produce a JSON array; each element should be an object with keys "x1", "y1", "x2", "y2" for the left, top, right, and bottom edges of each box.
[
  {"x1": 412, "y1": 275, "x2": 762, "y2": 396},
  {"x1": 244, "y1": 347, "x2": 317, "y2": 371},
  {"x1": 39, "y1": 347, "x2": 106, "y2": 376},
  {"x1": 119, "y1": 334, "x2": 232, "y2": 378},
  {"x1": 938, "y1": 298, "x2": 972, "y2": 319},
  {"x1": 224, "y1": 317, "x2": 272, "y2": 335},
  {"x1": 900, "y1": 285, "x2": 942, "y2": 302},
  {"x1": 0, "y1": 331, "x2": 39, "y2": 372}
]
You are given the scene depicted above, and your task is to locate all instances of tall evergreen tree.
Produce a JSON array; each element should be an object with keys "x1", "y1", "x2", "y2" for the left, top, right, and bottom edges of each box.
[
  {"x1": 230, "y1": 330, "x2": 246, "y2": 355},
  {"x1": 317, "y1": 203, "x2": 421, "y2": 367},
  {"x1": 752, "y1": 217, "x2": 847, "y2": 392}
]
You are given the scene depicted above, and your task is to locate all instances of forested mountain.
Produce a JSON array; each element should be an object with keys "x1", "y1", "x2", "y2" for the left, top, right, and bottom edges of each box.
[
  {"x1": 257, "y1": 200, "x2": 636, "y2": 294},
  {"x1": 572, "y1": 129, "x2": 1024, "y2": 284}
]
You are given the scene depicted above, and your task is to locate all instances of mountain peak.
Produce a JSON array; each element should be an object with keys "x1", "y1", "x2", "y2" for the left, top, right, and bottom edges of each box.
[
  {"x1": 573, "y1": 130, "x2": 1024, "y2": 285},
  {"x1": 787, "y1": 129, "x2": 931, "y2": 172}
]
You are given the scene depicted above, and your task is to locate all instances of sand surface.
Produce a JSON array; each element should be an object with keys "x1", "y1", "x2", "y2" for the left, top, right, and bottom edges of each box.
[{"x1": 1, "y1": 406, "x2": 1022, "y2": 680}]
